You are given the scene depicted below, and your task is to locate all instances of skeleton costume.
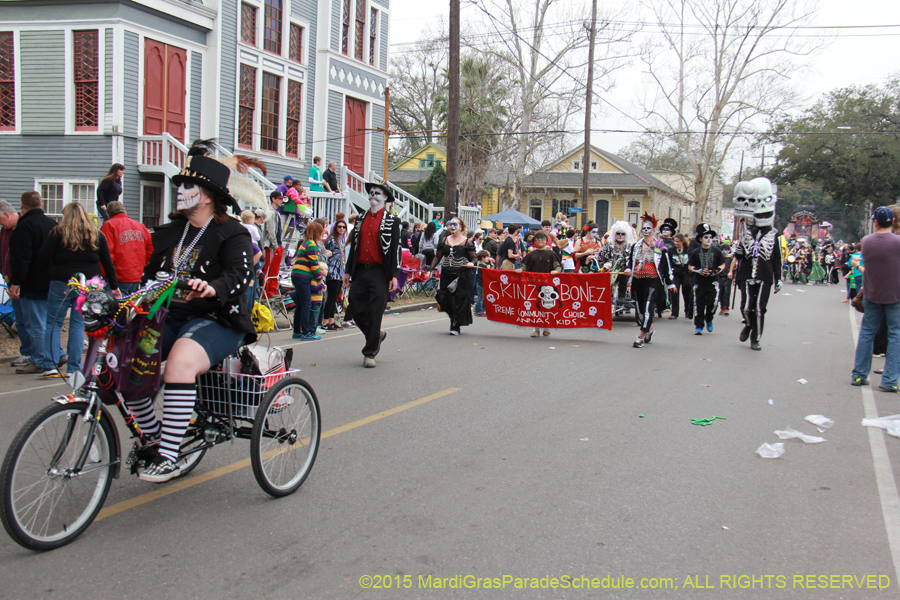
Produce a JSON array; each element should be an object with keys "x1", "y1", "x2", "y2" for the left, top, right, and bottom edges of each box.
[
  {"x1": 626, "y1": 213, "x2": 676, "y2": 346},
  {"x1": 689, "y1": 223, "x2": 726, "y2": 333},
  {"x1": 598, "y1": 220, "x2": 634, "y2": 304},
  {"x1": 732, "y1": 177, "x2": 782, "y2": 351}
]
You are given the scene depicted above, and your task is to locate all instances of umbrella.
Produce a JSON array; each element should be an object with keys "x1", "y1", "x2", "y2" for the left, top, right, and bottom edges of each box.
[{"x1": 479, "y1": 209, "x2": 543, "y2": 229}]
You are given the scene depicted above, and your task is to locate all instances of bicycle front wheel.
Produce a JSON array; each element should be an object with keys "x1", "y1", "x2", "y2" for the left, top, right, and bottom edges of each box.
[
  {"x1": 250, "y1": 377, "x2": 320, "y2": 497},
  {"x1": 1, "y1": 401, "x2": 115, "y2": 551}
]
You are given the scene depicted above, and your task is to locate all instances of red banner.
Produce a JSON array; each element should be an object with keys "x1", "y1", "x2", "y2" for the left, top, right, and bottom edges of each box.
[{"x1": 482, "y1": 270, "x2": 613, "y2": 330}]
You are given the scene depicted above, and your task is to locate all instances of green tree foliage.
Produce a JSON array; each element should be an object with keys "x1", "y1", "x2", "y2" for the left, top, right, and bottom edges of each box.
[
  {"x1": 766, "y1": 77, "x2": 900, "y2": 211},
  {"x1": 436, "y1": 55, "x2": 510, "y2": 209},
  {"x1": 414, "y1": 163, "x2": 446, "y2": 207}
]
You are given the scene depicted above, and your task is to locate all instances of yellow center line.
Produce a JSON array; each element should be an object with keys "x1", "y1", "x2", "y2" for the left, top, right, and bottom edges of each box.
[{"x1": 96, "y1": 387, "x2": 462, "y2": 521}]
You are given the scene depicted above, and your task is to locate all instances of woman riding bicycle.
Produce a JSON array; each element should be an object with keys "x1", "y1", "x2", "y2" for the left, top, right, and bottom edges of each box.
[{"x1": 131, "y1": 141, "x2": 266, "y2": 482}]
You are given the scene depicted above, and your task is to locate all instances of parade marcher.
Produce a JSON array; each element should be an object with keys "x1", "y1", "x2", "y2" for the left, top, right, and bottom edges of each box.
[
  {"x1": 688, "y1": 223, "x2": 726, "y2": 335},
  {"x1": 718, "y1": 244, "x2": 734, "y2": 316},
  {"x1": 343, "y1": 182, "x2": 401, "y2": 368},
  {"x1": 731, "y1": 177, "x2": 782, "y2": 351},
  {"x1": 517, "y1": 230, "x2": 561, "y2": 338},
  {"x1": 624, "y1": 213, "x2": 676, "y2": 348},
  {"x1": 431, "y1": 217, "x2": 477, "y2": 335},
  {"x1": 669, "y1": 233, "x2": 691, "y2": 320},
  {"x1": 0, "y1": 200, "x2": 34, "y2": 367},
  {"x1": 598, "y1": 220, "x2": 634, "y2": 305},
  {"x1": 658, "y1": 218, "x2": 678, "y2": 317},
  {"x1": 132, "y1": 139, "x2": 267, "y2": 481}
]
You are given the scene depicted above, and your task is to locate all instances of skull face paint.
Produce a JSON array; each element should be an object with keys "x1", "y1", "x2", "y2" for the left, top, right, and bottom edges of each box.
[
  {"x1": 176, "y1": 183, "x2": 203, "y2": 211},
  {"x1": 701, "y1": 233, "x2": 714, "y2": 247},
  {"x1": 368, "y1": 186, "x2": 388, "y2": 213},
  {"x1": 641, "y1": 223, "x2": 653, "y2": 236},
  {"x1": 446, "y1": 220, "x2": 461, "y2": 232}
]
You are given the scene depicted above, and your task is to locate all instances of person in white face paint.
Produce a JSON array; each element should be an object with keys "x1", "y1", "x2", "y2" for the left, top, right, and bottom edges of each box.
[
  {"x1": 430, "y1": 217, "x2": 477, "y2": 335},
  {"x1": 688, "y1": 223, "x2": 726, "y2": 336},
  {"x1": 624, "y1": 212, "x2": 677, "y2": 348},
  {"x1": 343, "y1": 182, "x2": 401, "y2": 368},
  {"x1": 131, "y1": 139, "x2": 267, "y2": 482}
]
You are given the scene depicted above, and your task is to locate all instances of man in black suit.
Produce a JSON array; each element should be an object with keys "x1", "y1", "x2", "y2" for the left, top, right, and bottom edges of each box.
[{"x1": 343, "y1": 182, "x2": 401, "y2": 368}]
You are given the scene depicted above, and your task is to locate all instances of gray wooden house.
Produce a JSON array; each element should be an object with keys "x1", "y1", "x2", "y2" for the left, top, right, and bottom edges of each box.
[{"x1": 0, "y1": 0, "x2": 389, "y2": 226}]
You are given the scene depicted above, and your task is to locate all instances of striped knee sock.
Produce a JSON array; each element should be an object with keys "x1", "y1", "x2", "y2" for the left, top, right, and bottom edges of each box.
[
  {"x1": 158, "y1": 382, "x2": 197, "y2": 462},
  {"x1": 128, "y1": 396, "x2": 161, "y2": 439}
]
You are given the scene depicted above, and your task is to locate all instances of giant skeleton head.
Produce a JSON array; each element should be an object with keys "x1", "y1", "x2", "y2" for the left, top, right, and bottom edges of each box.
[{"x1": 733, "y1": 177, "x2": 777, "y2": 227}]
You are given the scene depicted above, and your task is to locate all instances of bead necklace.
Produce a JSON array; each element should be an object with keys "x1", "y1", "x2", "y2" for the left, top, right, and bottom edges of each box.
[{"x1": 172, "y1": 216, "x2": 214, "y2": 275}]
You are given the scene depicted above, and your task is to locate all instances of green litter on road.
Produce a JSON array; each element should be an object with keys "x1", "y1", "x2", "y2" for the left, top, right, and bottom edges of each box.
[{"x1": 692, "y1": 416, "x2": 726, "y2": 427}]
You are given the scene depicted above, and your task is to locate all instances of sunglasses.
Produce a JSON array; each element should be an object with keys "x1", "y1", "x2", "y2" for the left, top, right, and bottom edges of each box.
[{"x1": 336, "y1": 225, "x2": 346, "y2": 229}]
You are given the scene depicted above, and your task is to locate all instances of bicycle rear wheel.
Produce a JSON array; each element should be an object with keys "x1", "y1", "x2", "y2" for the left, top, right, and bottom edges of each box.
[
  {"x1": 250, "y1": 377, "x2": 320, "y2": 497},
  {"x1": 1, "y1": 401, "x2": 115, "y2": 551}
]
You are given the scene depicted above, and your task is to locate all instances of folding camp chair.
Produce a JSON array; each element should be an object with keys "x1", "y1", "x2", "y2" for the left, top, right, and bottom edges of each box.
[{"x1": 258, "y1": 247, "x2": 293, "y2": 331}]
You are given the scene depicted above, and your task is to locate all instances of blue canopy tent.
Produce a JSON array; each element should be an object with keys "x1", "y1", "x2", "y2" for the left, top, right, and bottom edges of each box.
[{"x1": 479, "y1": 209, "x2": 542, "y2": 230}]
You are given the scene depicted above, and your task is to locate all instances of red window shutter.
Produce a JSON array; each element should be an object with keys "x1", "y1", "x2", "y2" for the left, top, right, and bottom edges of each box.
[
  {"x1": 74, "y1": 30, "x2": 99, "y2": 131},
  {"x1": 144, "y1": 39, "x2": 166, "y2": 136},
  {"x1": 238, "y1": 64, "x2": 256, "y2": 148},
  {"x1": 165, "y1": 46, "x2": 186, "y2": 142},
  {"x1": 286, "y1": 80, "x2": 301, "y2": 157},
  {"x1": 0, "y1": 31, "x2": 14, "y2": 131}
]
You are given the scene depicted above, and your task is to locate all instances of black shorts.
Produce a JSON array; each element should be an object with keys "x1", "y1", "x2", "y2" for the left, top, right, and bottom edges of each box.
[{"x1": 161, "y1": 317, "x2": 247, "y2": 366}]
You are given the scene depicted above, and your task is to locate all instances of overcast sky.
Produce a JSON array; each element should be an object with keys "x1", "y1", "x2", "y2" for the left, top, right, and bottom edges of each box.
[{"x1": 385, "y1": 0, "x2": 900, "y2": 175}]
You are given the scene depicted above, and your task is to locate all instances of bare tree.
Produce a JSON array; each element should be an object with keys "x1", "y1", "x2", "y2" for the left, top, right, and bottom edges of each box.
[
  {"x1": 387, "y1": 24, "x2": 449, "y2": 162},
  {"x1": 638, "y1": 0, "x2": 824, "y2": 225},
  {"x1": 469, "y1": 0, "x2": 635, "y2": 211}
]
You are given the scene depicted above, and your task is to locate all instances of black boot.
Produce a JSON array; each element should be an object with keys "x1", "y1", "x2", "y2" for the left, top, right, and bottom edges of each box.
[
  {"x1": 740, "y1": 326, "x2": 752, "y2": 342},
  {"x1": 750, "y1": 340, "x2": 761, "y2": 351}
]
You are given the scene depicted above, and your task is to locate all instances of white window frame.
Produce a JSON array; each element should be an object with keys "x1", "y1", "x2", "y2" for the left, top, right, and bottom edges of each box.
[
  {"x1": 239, "y1": 0, "x2": 261, "y2": 50},
  {"x1": 34, "y1": 179, "x2": 99, "y2": 219},
  {"x1": 234, "y1": 0, "x2": 308, "y2": 159},
  {"x1": 65, "y1": 28, "x2": 105, "y2": 135},
  {"x1": 139, "y1": 180, "x2": 164, "y2": 228}
]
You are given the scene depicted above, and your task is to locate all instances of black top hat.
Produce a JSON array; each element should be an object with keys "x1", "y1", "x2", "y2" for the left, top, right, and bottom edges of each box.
[
  {"x1": 695, "y1": 222, "x2": 717, "y2": 239},
  {"x1": 659, "y1": 218, "x2": 678, "y2": 232},
  {"x1": 364, "y1": 182, "x2": 395, "y2": 204},
  {"x1": 172, "y1": 155, "x2": 240, "y2": 212}
]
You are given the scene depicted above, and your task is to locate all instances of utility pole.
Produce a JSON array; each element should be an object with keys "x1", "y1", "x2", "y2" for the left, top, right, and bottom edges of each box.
[
  {"x1": 445, "y1": 0, "x2": 460, "y2": 218},
  {"x1": 383, "y1": 87, "x2": 390, "y2": 182},
  {"x1": 581, "y1": 0, "x2": 597, "y2": 232}
]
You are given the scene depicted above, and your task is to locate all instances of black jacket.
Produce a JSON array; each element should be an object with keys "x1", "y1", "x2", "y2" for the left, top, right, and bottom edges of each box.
[
  {"x1": 626, "y1": 239, "x2": 675, "y2": 288},
  {"x1": 143, "y1": 216, "x2": 256, "y2": 339},
  {"x1": 96, "y1": 178, "x2": 122, "y2": 208},
  {"x1": 9, "y1": 208, "x2": 57, "y2": 294},
  {"x1": 345, "y1": 209, "x2": 401, "y2": 281},
  {"x1": 733, "y1": 225, "x2": 782, "y2": 283},
  {"x1": 38, "y1": 229, "x2": 118, "y2": 289}
]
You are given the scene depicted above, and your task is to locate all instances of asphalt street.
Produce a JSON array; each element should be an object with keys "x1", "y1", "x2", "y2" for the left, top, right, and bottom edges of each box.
[{"x1": 0, "y1": 281, "x2": 897, "y2": 599}]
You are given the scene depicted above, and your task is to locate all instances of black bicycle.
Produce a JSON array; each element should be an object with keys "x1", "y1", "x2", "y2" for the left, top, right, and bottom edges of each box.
[{"x1": 0, "y1": 276, "x2": 321, "y2": 551}]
